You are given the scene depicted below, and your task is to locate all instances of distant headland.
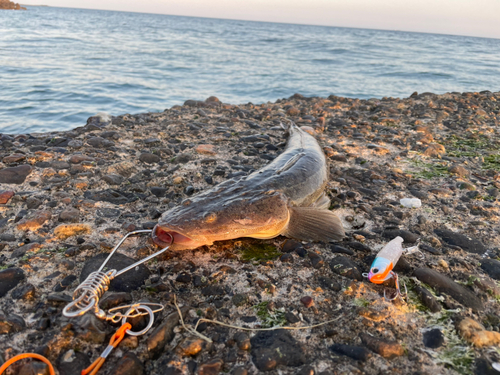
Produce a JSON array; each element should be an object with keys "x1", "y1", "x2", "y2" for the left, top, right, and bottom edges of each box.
[{"x1": 0, "y1": 0, "x2": 26, "y2": 10}]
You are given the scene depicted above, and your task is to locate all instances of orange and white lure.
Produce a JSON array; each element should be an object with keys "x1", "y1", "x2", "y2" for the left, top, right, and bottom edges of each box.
[{"x1": 363, "y1": 236, "x2": 421, "y2": 300}]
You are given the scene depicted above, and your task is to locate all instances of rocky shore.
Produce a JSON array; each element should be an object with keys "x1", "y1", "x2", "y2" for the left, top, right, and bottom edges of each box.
[
  {"x1": 0, "y1": 0, "x2": 26, "y2": 10},
  {"x1": 1, "y1": 91, "x2": 500, "y2": 375}
]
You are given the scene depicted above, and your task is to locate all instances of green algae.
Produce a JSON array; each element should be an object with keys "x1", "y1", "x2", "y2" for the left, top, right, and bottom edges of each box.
[{"x1": 240, "y1": 243, "x2": 281, "y2": 263}]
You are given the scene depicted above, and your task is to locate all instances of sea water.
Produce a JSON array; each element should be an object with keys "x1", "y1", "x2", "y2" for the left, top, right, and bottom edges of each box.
[{"x1": 1, "y1": 6, "x2": 499, "y2": 133}]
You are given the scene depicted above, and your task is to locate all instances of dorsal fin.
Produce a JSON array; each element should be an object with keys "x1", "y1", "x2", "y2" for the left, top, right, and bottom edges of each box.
[{"x1": 275, "y1": 152, "x2": 305, "y2": 175}]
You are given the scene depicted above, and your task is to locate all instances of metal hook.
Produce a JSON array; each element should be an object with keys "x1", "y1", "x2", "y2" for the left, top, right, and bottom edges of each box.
[
  {"x1": 63, "y1": 230, "x2": 173, "y2": 319},
  {"x1": 383, "y1": 271, "x2": 407, "y2": 301}
]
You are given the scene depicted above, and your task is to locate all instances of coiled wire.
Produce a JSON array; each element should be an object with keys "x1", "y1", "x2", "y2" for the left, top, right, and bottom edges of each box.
[{"x1": 63, "y1": 270, "x2": 116, "y2": 317}]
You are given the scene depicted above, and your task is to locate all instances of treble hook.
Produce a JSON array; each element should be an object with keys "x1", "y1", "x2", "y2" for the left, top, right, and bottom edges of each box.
[{"x1": 383, "y1": 271, "x2": 407, "y2": 301}]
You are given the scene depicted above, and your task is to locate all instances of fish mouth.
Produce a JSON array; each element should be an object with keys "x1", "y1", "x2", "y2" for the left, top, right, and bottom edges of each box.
[{"x1": 152, "y1": 224, "x2": 200, "y2": 249}]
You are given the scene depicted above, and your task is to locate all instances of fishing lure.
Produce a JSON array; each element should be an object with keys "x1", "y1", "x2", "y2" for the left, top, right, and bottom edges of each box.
[{"x1": 363, "y1": 236, "x2": 422, "y2": 300}]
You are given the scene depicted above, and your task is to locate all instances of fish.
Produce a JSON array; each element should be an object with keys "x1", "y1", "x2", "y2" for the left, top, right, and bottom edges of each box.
[{"x1": 152, "y1": 122, "x2": 345, "y2": 250}]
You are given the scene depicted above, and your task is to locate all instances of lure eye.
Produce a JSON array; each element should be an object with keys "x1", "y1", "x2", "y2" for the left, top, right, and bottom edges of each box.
[{"x1": 372, "y1": 268, "x2": 379, "y2": 274}]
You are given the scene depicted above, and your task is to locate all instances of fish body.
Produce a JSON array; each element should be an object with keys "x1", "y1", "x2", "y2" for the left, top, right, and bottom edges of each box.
[
  {"x1": 153, "y1": 124, "x2": 345, "y2": 250},
  {"x1": 367, "y1": 236, "x2": 404, "y2": 284}
]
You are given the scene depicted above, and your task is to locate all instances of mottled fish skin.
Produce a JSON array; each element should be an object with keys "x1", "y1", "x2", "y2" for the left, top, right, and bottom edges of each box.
[{"x1": 155, "y1": 124, "x2": 344, "y2": 250}]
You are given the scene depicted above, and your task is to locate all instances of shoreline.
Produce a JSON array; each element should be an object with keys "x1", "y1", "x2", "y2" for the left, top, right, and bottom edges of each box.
[{"x1": 1, "y1": 91, "x2": 500, "y2": 374}]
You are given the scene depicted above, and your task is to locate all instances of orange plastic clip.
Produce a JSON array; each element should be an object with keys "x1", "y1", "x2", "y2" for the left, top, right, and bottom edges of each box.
[
  {"x1": 81, "y1": 322, "x2": 132, "y2": 375},
  {"x1": 0, "y1": 353, "x2": 55, "y2": 375}
]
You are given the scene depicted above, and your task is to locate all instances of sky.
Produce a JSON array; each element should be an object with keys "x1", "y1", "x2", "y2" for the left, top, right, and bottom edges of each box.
[{"x1": 19, "y1": 0, "x2": 500, "y2": 39}]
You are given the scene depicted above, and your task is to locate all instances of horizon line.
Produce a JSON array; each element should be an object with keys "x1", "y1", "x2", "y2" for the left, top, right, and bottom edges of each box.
[{"x1": 21, "y1": 4, "x2": 500, "y2": 41}]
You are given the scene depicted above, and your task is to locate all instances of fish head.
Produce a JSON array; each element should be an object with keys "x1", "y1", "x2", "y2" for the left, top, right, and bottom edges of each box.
[
  {"x1": 153, "y1": 188, "x2": 290, "y2": 250},
  {"x1": 367, "y1": 257, "x2": 393, "y2": 284}
]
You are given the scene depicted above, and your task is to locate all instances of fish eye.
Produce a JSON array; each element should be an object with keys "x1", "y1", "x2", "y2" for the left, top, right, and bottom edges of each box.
[
  {"x1": 372, "y1": 268, "x2": 379, "y2": 274},
  {"x1": 204, "y1": 212, "x2": 217, "y2": 223}
]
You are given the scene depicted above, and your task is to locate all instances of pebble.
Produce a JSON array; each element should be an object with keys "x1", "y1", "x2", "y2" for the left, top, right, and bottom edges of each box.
[
  {"x1": 300, "y1": 296, "x2": 314, "y2": 308},
  {"x1": 0, "y1": 314, "x2": 26, "y2": 333},
  {"x1": 232, "y1": 293, "x2": 249, "y2": 307},
  {"x1": 0, "y1": 267, "x2": 25, "y2": 297},
  {"x1": 75, "y1": 314, "x2": 107, "y2": 343},
  {"x1": 16, "y1": 210, "x2": 52, "y2": 231},
  {"x1": 176, "y1": 337, "x2": 206, "y2": 356},
  {"x1": 457, "y1": 317, "x2": 500, "y2": 347},
  {"x1": 57, "y1": 350, "x2": 91, "y2": 375},
  {"x1": 414, "y1": 285, "x2": 441, "y2": 313},
  {"x1": 79, "y1": 253, "x2": 150, "y2": 293},
  {"x1": 330, "y1": 256, "x2": 363, "y2": 281},
  {"x1": 481, "y1": 259, "x2": 500, "y2": 280},
  {"x1": 195, "y1": 144, "x2": 217, "y2": 155},
  {"x1": 423, "y1": 328, "x2": 445, "y2": 348},
  {"x1": 54, "y1": 223, "x2": 91, "y2": 239},
  {"x1": 108, "y1": 352, "x2": 144, "y2": 375},
  {"x1": 198, "y1": 359, "x2": 224, "y2": 375},
  {"x1": 434, "y1": 229, "x2": 486, "y2": 254},
  {"x1": 399, "y1": 197, "x2": 422, "y2": 208},
  {"x1": 139, "y1": 153, "x2": 161, "y2": 164},
  {"x1": 330, "y1": 343, "x2": 372, "y2": 361},
  {"x1": 414, "y1": 268, "x2": 484, "y2": 311},
  {"x1": 234, "y1": 332, "x2": 251, "y2": 350},
  {"x1": 0, "y1": 190, "x2": 15, "y2": 204},
  {"x1": 11, "y1": 283, "x2": 36, "y2": 300},
  {"x1": 318, "y1": 276, "x2": 341, "y2": 292},
  {"x1": 147, "y1": 307, "x2": 189, "y2": 359},
  {"x1": 0, "y1": 164, "x2": 32, "y2": 184},
  {"x1": 359, "y1": 332, "x2": 404, "y2": 359},
  {"x1": 250, "y1": 330, "x2": 307, "y2": 371},
  {"x1": 382, "y1": 229, "x2": 419, "y2": 243}
]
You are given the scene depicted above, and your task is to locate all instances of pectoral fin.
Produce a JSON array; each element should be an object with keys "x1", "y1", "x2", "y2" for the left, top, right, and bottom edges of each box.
[{"x1": 283, "y1": 207, "x2": 345, "y2": 242}]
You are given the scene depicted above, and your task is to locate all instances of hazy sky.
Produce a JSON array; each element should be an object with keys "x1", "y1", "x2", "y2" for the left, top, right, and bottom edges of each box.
[{"x1": 20, "y1": 0, "x2": 500, "y2": 39}]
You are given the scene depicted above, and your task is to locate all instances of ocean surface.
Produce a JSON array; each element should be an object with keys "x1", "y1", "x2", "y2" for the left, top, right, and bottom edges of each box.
[{"x1": 1, "y1": 6, "x2": 500, "y2": 134}]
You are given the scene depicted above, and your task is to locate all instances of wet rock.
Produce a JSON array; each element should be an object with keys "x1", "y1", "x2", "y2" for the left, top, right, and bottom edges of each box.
[
  {"x1": 250, "y1": 330, "x2": 307, "y2": 371},
  {"x1": 57, "y1": 349, "x2": 91, "y2": 375},
  {"x1": 434, "y1": 229, "x2": 486, "y2": 254},
  {"x1": 11, "y1": 283, "x2": 36, "y2": 300},
  {"x1": 0, "y1": 267, "x2": 25, "y2": 297},
  {"x1": 11, "y1": 242, "x2": 42, "y2": 258},
  {"x1": 414, "y1": 268, "x2": 483, "y2": 311},
  {"x1": 109, "y1": 352, "x2": 144, "y2": 375},
  {"x1": 103, "y1": 174, "x2": 124, "y2": 185},
  {"x1": 176, "y1": 337, "x2": 207, "y2": 356},
  {"x1": 80, "y1": 253, "x2": 150, "y2": 292},
  {"x1": 359, "y1": 333, "x2": 404, "y2": 359},
  {"x1": 458, "y1": 317, "x2": 500, "y2": 347},
  {"x1": 282, "y1": 239, "x2": 303, "y2": 253},
  {"x1": 329, "y1": 245, "x2": 354, "y2": 255},
  {"x1": 198, "y1": 359, "x2": 223, "y2": 375},
  {"x1": 318, "y1": 276, "x2": 341, "y2": 292},
  {"x1": 423, "y1": 328, "x2": 445, "y2": 348},
  {"x1": 58, "y1": 208, "x2": 80, "y2": 223},
  {"x1": 234, "y1": 332, "x2": 251, "y2": 350},
  {"x1": 0, "y1": 165, "x2": 32, "y2": 184},
  {"x1": 449, "y1": 164, "x2": 469, "y2": 178},
  {"x1": 308, "y1": 252, "x2": 324, "y2": 268},
  {"x1": 414, "y1": 285, "x2": 441, "y2": 313},
  {"x1": 196, "y1": 144, "x2": 217, "y2": 155},
  {"x1": 75, "y1": 314, "x2": 107, "y2": 343},
  {"x1": 0, "y1": 314, "x2": 26, "y2": 334},
  {"x1": 474, "y1": 358, "x2": 500, "y2": 375},
  {"x1": 0, "y1": 190, "x2": 15, "y2": 204},
  {"x1": 232, "y1": 293, "x2": 249, "y2": 307},
  {"x1": 481, "y1": 259, "x2": 500, "y2": 280},
  {"x1": 300, "y1": 296, "x2": 314, "y2": 308},
  {"x1": 330, "y1": 256, "x2": 363, "y2": 281},
  {"x1": 54, "y1": 223, "x2": 91, "y2": 240},
  {"x1": 16, "y1": 210, "x2": 52, "y2": 231},
  {"x1": 147, "y1": 307, "x2": 189, "y2": 359},
  {"x1": 330, "y1": 343, "x2": 372, "y2": 361},
  {"x1": 139, "y1": 153, "x2": 161, "y2": 164},
  {"x1": 382, "y1": 229, "x2": 419, "y2": 243}
]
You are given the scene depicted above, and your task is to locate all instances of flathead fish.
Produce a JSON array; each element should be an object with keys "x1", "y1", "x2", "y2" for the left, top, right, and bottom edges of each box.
[{"x1": 153, "y1": 123, "x2": 345, "y2": 250}]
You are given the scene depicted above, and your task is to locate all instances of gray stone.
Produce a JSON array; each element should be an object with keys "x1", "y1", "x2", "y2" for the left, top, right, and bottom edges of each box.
[
  {"x1": 329, "y1": 256, "x2": 363, "y2": 281},
  {"x1": 434, "y1": 229, "x2": 486, "y2": 254},
  {"x1": 79, "y1": 253, "x2": 150, "y2": 292},
  {"x1": 0, "y1": 267, "x2": 25, "y2": 297},
  {"x1": 414, "y1": 268, "x2": 484, "y2": 311},
  {"x1": 481, "y1": 259, "x2": 500, "y2": 280},
  {"x1": 57, "y1": 350, "x2": 91, "y2": 375},
  {"x1": 139, "y1": 153, "x2": 161, "y2": 164},
  {"x1": 250, "y1": 330, "x2": 307, "y2": 371},
  {"x1": 0, "y1": 165, "x2": 32, "y2": 184}
]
